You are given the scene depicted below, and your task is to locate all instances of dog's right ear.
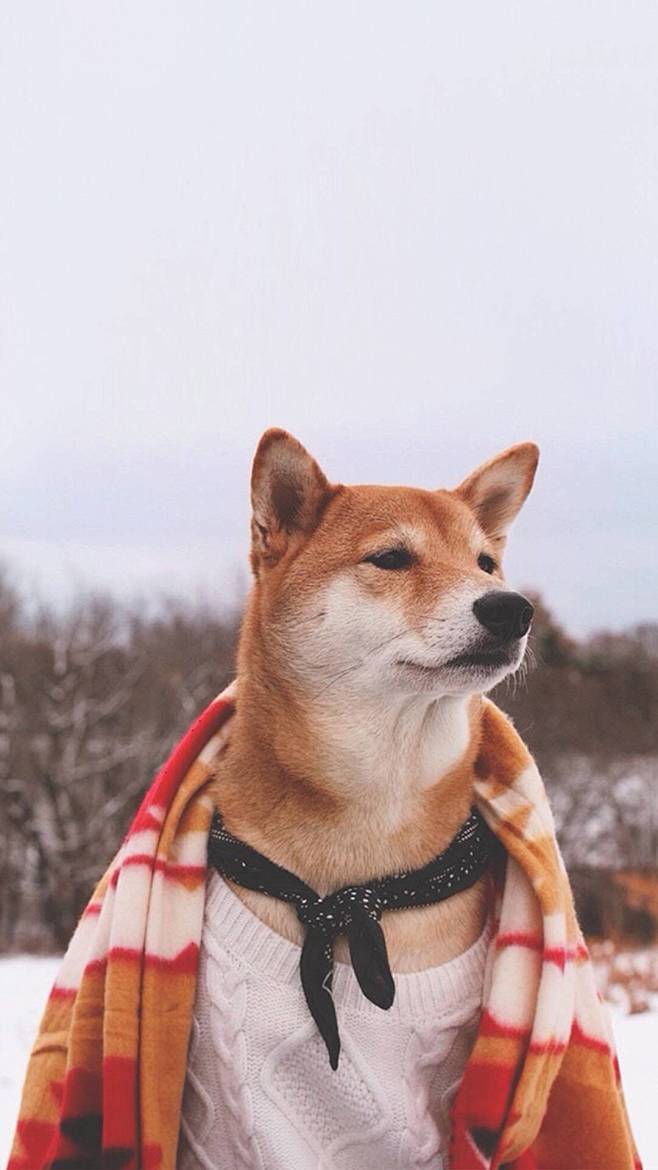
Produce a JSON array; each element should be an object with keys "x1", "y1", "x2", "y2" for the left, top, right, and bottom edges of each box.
[{"x1": 250, "y1": 429, "x2": 334, "y2": 576}]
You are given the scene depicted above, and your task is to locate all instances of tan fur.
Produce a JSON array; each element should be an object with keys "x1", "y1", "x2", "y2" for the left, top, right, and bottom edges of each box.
[{"x1": 210, "y1": 429, "x2": 538, "y2": 971}]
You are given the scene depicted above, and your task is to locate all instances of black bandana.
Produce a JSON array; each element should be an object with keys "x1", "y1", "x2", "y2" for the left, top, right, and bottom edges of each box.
[{"x1": 207, "y1": 807, "x2": 495, "y2": 1069}]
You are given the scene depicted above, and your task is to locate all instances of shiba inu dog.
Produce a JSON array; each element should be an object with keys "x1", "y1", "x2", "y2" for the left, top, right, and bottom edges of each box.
[
  {"x1": 11, "y1": 424, "x2": 638, "y2": 1170},
  {"x1": 177, "y1": 427, "x2": 540, "y2": 1170},
  {"x1": 211, "y1": 428, "x2": 538, "y2": 970}
]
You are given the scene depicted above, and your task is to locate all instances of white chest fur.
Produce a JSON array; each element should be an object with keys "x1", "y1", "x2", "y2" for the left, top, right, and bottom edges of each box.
[{"x1": 178, "y1": 872, "x2": 489, "y2": 1170}]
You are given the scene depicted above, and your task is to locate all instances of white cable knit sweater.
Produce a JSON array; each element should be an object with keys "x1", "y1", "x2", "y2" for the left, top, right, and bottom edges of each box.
[{"x1": 178, "y1": 871, "x2": 490, "y2": 1170}]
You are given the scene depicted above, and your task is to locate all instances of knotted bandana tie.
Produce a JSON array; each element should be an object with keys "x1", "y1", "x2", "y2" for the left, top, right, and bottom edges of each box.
[{"x1": 207, "y1": 807, "x2": 495, "y2": 1069}]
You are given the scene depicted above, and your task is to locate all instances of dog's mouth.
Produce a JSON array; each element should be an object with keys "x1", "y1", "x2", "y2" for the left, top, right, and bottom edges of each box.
[
  {"x1": 396, "y1": 646, "x2": 515, "y2": 673},
  {"x1": 445, "y1": 647, "x2": 515, "y2": 670}
]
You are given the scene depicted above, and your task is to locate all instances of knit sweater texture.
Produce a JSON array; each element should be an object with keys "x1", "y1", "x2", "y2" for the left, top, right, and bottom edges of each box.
[{"x1": 178, "y1": 871, "x2": 491, "y2": 1170}]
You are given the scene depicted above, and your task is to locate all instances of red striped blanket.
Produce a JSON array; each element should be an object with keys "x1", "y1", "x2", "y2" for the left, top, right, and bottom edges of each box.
[{"x1": 8, "y1": 683, "x2": 640, "y2": 1170}]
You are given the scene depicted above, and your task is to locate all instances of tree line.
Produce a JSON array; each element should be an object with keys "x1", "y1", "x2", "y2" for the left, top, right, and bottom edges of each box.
[{"x1": 0, "y1": 569, "x2": 656, "y2": 951}]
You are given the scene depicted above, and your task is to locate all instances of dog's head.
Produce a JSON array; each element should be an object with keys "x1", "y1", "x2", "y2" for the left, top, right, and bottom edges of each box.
[{"x1": 246, "y1": 428, "x2": 538, "y2": 699}]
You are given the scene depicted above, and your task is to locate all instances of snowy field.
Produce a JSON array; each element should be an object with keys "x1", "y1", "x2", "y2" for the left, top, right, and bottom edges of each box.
[{"x1": 1, "y1": 955, "x2": 656, "y2": 1167}]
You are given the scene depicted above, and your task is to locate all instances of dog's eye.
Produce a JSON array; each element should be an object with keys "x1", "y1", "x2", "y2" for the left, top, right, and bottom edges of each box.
[
  {"x1": 478, "y1": 553, "x2": 496, "y2": 574},
  {"x1": 363, "y1": 548, "x2": 413, "y2": 571}
]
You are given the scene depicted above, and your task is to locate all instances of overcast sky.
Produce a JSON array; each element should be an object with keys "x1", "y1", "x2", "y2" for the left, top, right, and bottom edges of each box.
[{"x1": 1, "y1": 2, "x2": 657, "y2": 634}]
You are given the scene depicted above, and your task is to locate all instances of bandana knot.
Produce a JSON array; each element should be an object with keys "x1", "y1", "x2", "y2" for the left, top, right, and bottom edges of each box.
[
  {"x1": 208, "y1": 807, "x2": 495, "y2": 1070},
  {"x1": 296, "y1": 886, "x2": 383, "y2": 936}
]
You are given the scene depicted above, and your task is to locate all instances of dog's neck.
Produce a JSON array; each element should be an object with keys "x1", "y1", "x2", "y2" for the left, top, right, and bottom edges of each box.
[
  {"x1": 214, "y1": 657, "x2": 483, "y2": 895},
  {"x1": 289, "y1": 683, "x2": 473, "y2": 817}
]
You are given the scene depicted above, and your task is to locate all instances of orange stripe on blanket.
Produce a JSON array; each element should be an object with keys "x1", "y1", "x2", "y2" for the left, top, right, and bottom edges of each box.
[
  {"x1": 144, "y1": 941, "x2": 199, "y2": 974},
  {"x1": 528, "y1": 1037, "x2": 568, "y2": 1056},
  {"x1": 479, "y1": 1009, "x2": 530, "y2": 1041},
  {"x1": 49, "y1": 985, "x2": 77, "y2": 1000},
  {"x1": 7, "y1": 1118, "x2": 59, "y2": 1170},
  {"x1": 83, "y1": 943, "x2": 199, "y2": 978},
  {"x1": 129, "y1": 694, "x2": 232, "y2": 828},
  {"x1": 134, "y1": 809, "x2": 163, "y2": 832},
  {"x1": 496, "y1": 931, "x2": 589, "y2": 968},
  {"x1": 479, "y1": 1009, "x2": 568, "y2": 1055},
  {"x1": 570, "y1": 1020, "x2": 611, "y2": 1054},
  {"x1": 110, "y1": 854, "x2": 206, "y2": 888},
  {"x1": 152, "y1": 857, "x2": 206, "y2": 883}
]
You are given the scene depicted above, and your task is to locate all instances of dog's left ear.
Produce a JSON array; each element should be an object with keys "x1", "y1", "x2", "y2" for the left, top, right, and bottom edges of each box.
[{"x1": 454, "y1": 442, "x2": 539, "y2": 540}]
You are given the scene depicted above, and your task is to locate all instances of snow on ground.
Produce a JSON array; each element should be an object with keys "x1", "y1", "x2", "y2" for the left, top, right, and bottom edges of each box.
[
  {"x1": 609, "y1": 1006, "x2": 658, "y2": 1168},
  {"x1": 1, "y1": 956, "x2": 656, "y2": 1167}
]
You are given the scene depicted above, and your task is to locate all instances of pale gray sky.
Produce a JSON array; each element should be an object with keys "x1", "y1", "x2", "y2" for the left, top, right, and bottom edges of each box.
[{"x1": 1, "y1": 2, "x2": 657, "y2": 633}]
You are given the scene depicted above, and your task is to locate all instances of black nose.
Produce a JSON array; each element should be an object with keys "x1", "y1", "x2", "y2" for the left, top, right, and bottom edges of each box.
[{"x1": 472, "y1": 590, "x2": 534, "y2": 640}]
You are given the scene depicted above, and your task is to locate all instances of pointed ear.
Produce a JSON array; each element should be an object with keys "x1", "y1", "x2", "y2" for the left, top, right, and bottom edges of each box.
[
  {"x1": 249, "y1": 428, "x2": 334, "y2": 575},
  {"x1": 454, "y1": 442, "x2": 539, "y2": 540}
]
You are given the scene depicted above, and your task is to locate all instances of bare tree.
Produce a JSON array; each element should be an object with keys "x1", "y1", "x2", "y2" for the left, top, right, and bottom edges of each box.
[{"x1": 0, "y1": 578, "x2": 240, "y2": 950}]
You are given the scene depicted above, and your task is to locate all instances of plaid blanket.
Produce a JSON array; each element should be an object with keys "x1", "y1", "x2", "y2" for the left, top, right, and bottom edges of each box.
[{"x1": 8, "y1": 682, "x2": 640, "y2": 1170}]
